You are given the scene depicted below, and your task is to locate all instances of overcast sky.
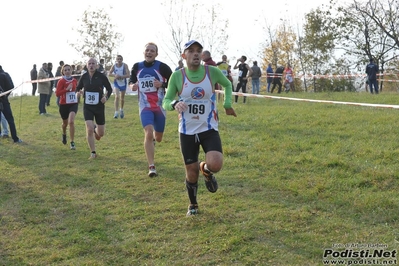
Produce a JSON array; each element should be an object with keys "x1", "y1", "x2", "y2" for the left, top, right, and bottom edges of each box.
[{"x1": 1, "y1": 0, "x2": 337, "y2": 94}]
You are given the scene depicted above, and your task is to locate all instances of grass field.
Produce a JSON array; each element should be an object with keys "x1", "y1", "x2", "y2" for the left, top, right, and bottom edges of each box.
[{"x1": 1, "y1": 91, "x2": 399, "y2": 265}]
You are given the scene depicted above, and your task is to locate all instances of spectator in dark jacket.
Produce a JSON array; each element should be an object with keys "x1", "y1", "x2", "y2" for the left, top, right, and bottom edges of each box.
[
  {"x1": 0, "y1": 66, "x2": 22, "y2": 143},
  {"x1": 46, "y1": 62, "x2": 55, "y2": 106},
  {"x1": 250, "y1": 61, "x2": 262, "y2": 94},
  {"x1": 30, "y1": 64, "x2": 38, "y2": 96},
  {"x1": 98, "y1": 59, "x2": 105, "y2": 74},
  {"x1": 55, "y1": 61, "x2": 64, "y2": 106},
  {"x1": 366, "y1": 58, "x2": 379, "y2": 94},
  {"x1": 266, "y1": 63, "x2": 273, "y2": 93},
  {"x1": 271, "y1": 65, "x2": 284, "y2": 94},
  {"x1": 202, "y1": 50, "x2": 218, "y2": 91},
  {"x1": 201, "y1": 50, "x2": 217, "y2": 66}
]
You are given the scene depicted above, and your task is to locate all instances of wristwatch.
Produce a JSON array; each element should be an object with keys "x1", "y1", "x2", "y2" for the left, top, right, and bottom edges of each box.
[{"x1": 171, "y1": 100, "x2": 178, "y2": 110}]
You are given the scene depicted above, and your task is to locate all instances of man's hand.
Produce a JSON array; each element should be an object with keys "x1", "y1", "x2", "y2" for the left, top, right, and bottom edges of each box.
[
  {"x1": 175, "y1": 101, "x2": 188, "y2": 113},
  {"x1": 225, "y1": 107, "x2": 237, "y2": 117},
  {"x1": 153, "y1": 79, "x2": 162, "y2": 89},
  {"x1": 131, "y1": 83, "x2": 138, "y2": 91}
]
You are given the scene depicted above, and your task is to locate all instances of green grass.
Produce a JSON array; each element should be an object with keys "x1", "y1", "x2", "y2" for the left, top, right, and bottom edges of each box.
[{"x1": 1, "y1": 91, "x2": 399, "y2": 265}]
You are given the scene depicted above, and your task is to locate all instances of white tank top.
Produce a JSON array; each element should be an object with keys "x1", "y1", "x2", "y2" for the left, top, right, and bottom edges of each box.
[
  {"x1": 178, "y1": 66, "x2": 219, "y2": 135},
  {"x1": 113, "y1": 64, "x2": 127, "y2": 87}
]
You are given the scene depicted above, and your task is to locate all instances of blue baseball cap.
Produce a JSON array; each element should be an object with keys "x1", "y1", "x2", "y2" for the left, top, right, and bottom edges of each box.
[{"x1": 184, "y1": 40, "x2": 203, "y2": 51}]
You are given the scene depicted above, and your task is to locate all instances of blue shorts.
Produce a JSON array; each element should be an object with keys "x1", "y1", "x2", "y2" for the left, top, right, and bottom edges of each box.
[
  {"x1": 140, "y1": 107, "x2": 166, "y2": 132},
  {"x1": 114, "y1": 81, "x2": 127, "y2": 91}
]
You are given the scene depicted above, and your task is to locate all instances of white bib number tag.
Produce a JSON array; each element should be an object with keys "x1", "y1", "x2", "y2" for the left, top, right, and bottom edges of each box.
[
  {"x1": 85, "y1": 91, "x2": 99, "y2": 105},
  {"x1": 138, "y1": 77, "x2": 157, "y2": 93},
  {"x1": 66, "y1": 92, "x2": 78, "y2": 104},
  {"x1": 183, "y1": 100, "x2": 211, "y2": 122}
]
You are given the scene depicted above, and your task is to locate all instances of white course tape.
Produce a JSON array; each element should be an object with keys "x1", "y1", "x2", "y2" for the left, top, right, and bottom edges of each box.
[
  {"x1": 218, "y1": 91, "x2": 399, "y2": 109},
  {"x1": 28, "y1": 74, "x2": 81, "y2": 83},
  {"x1": 0, "y1": 74, "x2": 82, "y2": 97},
  {"x1": 3, "y1": 76, "x2": 398, "y2": 110},
  {"x1": 267, "y1": 73, "x2": 399, "y2": 83},
  {"x1": 0, "y1": 82, "x2": 23, "y2": 97}
]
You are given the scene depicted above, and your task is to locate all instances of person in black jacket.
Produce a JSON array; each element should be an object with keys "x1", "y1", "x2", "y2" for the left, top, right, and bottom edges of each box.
[
  {"x1": 76, "y1": 58, "x2": 113, "y2": 159},
  {"x1": 55, "y1": 61, "x2": 64, "y2": 106},
  {"x1": 0, "y1": 66, "x2": 22, "y2": 143},
  {"x1": 271, "y1": 65, "x2": 284, "y2": 93},
  {"x1": 30, "y1": 64, "x2": 38, "y2": 96},
  {"x1": 366, "y1": 58, "x2": 379, "y2": 94},
  {"x1": 46, "y1": 62, "x2": 55, "y2": 106}
]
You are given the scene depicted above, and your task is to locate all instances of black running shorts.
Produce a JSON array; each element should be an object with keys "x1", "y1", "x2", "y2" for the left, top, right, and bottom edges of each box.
[
  {"x1": 179, "y1": 129, "x2": 222, "y2": 165},
  {"x1": 83, "y1": 104, "x2": 105, "y2": 125},
  {"x1": 59, "y1": 103, "x2": 78, "y2": 120}
]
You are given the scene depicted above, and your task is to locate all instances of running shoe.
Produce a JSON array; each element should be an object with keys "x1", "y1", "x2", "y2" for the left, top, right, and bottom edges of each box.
[
  {"x1": 89, "y1": 152, "x2": 97, "y2": 159},
  {"x1": 93, "y1": 125, "x2": 101, "y2": 140},
  {"x1": 148, "y1": 165, "x2": 157, "y2": 177},
  {"x1": 120, "y1": 110, "x2": 124, "y2": 119},
  {"x1": 199, "y1": 161, "x2": 218, "y2": 193},
  {"x1": 186, "y1": 204, "x2": 199, "y2": 216},
  {"x1": 62, "y1": 134, "x2": 67, "y2": 145},
  {"x1": 14, "y1": 139, "x2": 23, "y2": 144},
  {"x1": 70, "y1": 141, "x2": 76, "y2": 150},
  {"x1": 114, "y1": 112, "x2": 118, "y2": 119}
]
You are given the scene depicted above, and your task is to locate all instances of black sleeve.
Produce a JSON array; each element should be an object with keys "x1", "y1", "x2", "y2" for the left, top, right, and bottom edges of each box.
[
  {"x1": 6, "y1": 74, "x2": 14, "y2": 90},
  {"x1": 129, "y1": 63, "x2": 139, "y2": 84},
  {"x1": 76, "y1": 74, "x2": 84, "y2": 91},
  {"x1": 159, "y1": 63, "x2": 173, "y2": 87},
  {"x1": 102, "y1": 74, "x2": 113, "y2": 99},
  {"x1": 0, "y1": 76, "x2": 7, "y2": 92}
]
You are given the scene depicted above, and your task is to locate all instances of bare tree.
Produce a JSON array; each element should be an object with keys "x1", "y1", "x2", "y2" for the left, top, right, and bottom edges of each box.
[
  {"x1": 69, "y1": 6, "x2": 123, "y2": 68},
  {"x1": 331, "y1": 0, "x2": 397, "y2": 91},
  {"x1": 353, "y1": 0, "x2": 399, "y2": 91},
  {"x1": 161, "y1": 0, "x2": 198, "y2": 62},
  {"x1": 354, "y1": 0, "x2": 399, "y2": 48},
  {"x1": 161, "y1": 0, "x2": 229, "y2": 64},
  {"x1": 198, "y1": 4, "x2": 229, "y2": 57},
  {"x1": 261, "y1": 23, "x2": 279, "y2": 69}
]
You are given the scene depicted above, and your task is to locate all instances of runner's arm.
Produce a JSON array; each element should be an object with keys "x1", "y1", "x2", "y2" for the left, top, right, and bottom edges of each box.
[{"x1": 162, "y1": 71, "x2": 182, "y2": 111}]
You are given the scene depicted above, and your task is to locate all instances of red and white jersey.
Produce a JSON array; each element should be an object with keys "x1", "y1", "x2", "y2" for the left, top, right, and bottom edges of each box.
[{"x1": 137, "y1": 60, "x2": 165, "y2": 114}]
